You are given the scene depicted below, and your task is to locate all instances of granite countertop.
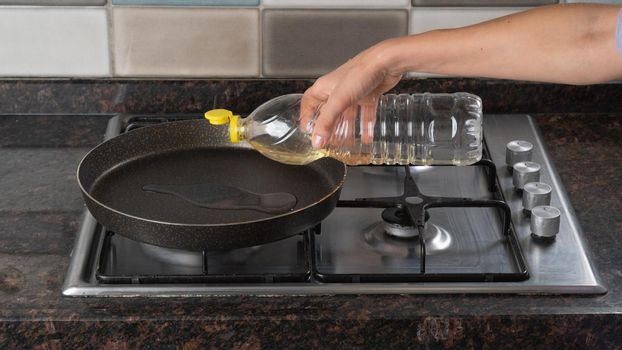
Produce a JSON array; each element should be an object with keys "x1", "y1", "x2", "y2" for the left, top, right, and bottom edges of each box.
[{"x1": 0, "y1": 113, "x2": 621, "y2": 348}]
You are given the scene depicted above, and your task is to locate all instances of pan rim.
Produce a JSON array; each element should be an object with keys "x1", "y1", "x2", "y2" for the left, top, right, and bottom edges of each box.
[{"x1": 76, "y1": 122, "x2": 347, "y2": 228}]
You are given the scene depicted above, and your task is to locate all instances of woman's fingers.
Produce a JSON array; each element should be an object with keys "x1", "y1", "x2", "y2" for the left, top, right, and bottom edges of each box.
[
  {"x1": 302, "y1": 41, "x2": 403, "y2": 149},
  {"x1": 300, "y1": 75, "x2": 338, "y2": 133},
  {"x1": 311, "y1": 92, "x2": 352, "y2": 148},
  {"x1": 299, "y1": 91, "x2": 323, "y2": 133},
  {"x1": 311, "y1": 67, "x2": 382, "y2": 148}
]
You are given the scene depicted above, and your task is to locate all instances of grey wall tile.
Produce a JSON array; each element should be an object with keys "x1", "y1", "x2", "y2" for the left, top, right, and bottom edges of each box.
[
  {"x1": 408, "y1": 7, "x2": 525, "y2": 77},
  {"x1": 413, "y1": 0, "x2": 556, "y2": 5},
  {"x1": 264, "y1": 0, "x2": 409, "y2": 7},
  {"x1": 262, "y1": 10, "x2": 408, "y2": 78},
  {"x1": 113, "y1": 8, "x2": 259, "y2": 77},
  {"x1": 0, "y1": 0, "x2": 106, "y2": 4},
  {"x1": 410, "y1": 7, "x2": 525, "y2": 34}
]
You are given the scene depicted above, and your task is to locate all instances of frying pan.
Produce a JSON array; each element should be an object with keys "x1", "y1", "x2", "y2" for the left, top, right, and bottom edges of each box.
[{"x1": 77, "y1": 119, "x2": 346, "y2": 251}]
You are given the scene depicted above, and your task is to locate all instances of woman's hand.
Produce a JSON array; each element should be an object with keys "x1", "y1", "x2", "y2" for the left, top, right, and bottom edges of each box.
[{"x1": 300, "y1": 39, "x2": 404, "y2": 148}]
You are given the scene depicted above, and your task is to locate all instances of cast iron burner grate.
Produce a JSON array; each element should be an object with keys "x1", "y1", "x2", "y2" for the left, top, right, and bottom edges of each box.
[
  {"x1": 96, "y1": 228, "x2": 312, "y2": 284},
  {"x1": 316, "y1": 146, "x2": 528, "y2": 282},
  {"x1": 95, "y1": 114, "x2": 528, "y2": 284}
]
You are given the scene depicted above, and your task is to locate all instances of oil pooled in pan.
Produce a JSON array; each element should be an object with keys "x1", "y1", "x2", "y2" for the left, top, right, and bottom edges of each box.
[{"x1": 142, "y1": 183, "x2": 298, "y2": 215}]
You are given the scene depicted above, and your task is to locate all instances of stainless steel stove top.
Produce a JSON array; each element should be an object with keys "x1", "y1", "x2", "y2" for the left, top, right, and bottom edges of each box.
[{"x1": 63, "y1": 114, "x2": 606, "y2": 296}]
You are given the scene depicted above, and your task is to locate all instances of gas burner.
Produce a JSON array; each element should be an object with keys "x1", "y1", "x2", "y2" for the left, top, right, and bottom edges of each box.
[
  {"x1": 361, "y1": 220, "x2": 452, "y2": 257},
  {"x1": 381, "y1": 207, "x2": 432, "y2": 238},
  {"x1": 381, "y1": 207, "x2": 417, "y2": 238}
]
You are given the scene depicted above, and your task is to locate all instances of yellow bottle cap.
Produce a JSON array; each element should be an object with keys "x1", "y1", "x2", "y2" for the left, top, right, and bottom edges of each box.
[
  {"x1": 204, "y1": 109, "x2": 233, "y2": 125},
  {"x1": 204, "y1": 109, "x2": 241, "y2": 143}
]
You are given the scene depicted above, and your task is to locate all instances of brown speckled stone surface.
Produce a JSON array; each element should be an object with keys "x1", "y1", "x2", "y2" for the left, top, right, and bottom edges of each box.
[
  {"x1": 0, "y1": 80, "x2": 621, "y2": 347},
  {"x1": 0, "y1": 79, "x2": 621, "y2": 115}
]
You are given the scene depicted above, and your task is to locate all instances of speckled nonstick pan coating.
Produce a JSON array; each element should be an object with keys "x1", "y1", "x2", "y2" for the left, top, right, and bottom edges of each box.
[{"x1": 77, "y1": 119, "x2": 346, "y2": 251}]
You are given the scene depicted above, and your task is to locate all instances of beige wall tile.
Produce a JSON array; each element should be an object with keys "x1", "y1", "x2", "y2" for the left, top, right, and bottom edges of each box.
[{"x1": 113, "y1": 8, "x2": 259, "y2": 77}]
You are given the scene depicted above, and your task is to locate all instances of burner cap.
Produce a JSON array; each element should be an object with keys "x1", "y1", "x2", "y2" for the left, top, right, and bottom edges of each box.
[
  {"x1": 381, "y1": 207, "x2": 429, "y2": 226},
  {"x1": 381, "y1": 207, "x2": 413, "y2": 227}
]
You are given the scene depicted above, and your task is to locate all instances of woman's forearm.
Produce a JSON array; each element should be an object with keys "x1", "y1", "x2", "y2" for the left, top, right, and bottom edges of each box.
[
  {"x1": 302, "y1": 4, "x2": 621, "y2": 146},
  {"x1": 384, "y1": 4, "x2": 622, "y2": 84}
]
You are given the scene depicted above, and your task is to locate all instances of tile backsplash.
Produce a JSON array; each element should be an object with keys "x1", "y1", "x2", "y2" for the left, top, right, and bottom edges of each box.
[
  {"x1": 263, "y1": 9, "x2": 407, "y2": 77},
  {"x1": 0, "y1": 8, "x2": 109, "y2": 77},
  {"x1": 410, "y1": 7, "x2": 524, "y2": 33},
  {"x1": 412, "y1": 0, "x2": 556, "y2": 5},
  {"x1": 0, "y1": 0, "x2": 106, "y2": 4},
  {"x1": 263, "y1": 0, "x2": 410, "y2": 7},
  {"x1": 113, "y1": 8, "x2": 259, "y2": 77},
  {"x1": 1, "y1": 0, "x2": 611, "y2": 78},
  {"x1": 112, "y1": 0, "x2": 259, "y2": 5}
]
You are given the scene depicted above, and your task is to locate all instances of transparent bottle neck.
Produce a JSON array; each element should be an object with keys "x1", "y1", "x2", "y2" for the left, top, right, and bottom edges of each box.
[{"x1": 234, "y1": 117, "x2": 249, "y2": 143}]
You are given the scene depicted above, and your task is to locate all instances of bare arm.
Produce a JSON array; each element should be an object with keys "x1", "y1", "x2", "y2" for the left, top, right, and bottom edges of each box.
[
  {"x1": 303, "y1": 4, "x2": 622, "y2": 148},
  {"x1": 389, "y1": 4, "x2": 622, "y2": 84}
]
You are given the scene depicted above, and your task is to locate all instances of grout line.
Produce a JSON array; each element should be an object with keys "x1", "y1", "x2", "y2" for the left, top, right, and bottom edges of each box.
[
  {"x1": 407, "y1": 1, "x2": 412, "y2": 35},
  {"x1": 258, "y1": 3, "x2": 263, "y2": 78},
  {"x1": 106, "y1": 0, "x2": 115, "y2": 77}
]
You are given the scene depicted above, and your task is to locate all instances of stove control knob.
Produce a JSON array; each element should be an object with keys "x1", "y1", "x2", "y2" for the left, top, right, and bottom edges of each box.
[
  {"x1": 522, "y1": 182, "x2": 552, "y2": 214},
  {"x1": 513, "y1": 161, "x2": 541, "y2": 191},
  {"x1": 506, "y1": 140, "x2": 533, "y2": 172},
  {"x1": 530, "y1": 205, "x2": 561, "y2": 241}
]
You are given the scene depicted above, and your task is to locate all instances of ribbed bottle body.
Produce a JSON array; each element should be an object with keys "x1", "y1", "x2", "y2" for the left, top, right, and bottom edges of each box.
[
  {"x1": 243, "y1": 93, "x2": 482, "y2": 166},
  {"x1": 324, "y1": 93, "x2": 482, "y2": 165}
]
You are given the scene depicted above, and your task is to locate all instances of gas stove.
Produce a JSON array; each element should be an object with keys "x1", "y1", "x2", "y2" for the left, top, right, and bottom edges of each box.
[{"x1": 63, "y1": 114, "x2": 605, "y2": 296}]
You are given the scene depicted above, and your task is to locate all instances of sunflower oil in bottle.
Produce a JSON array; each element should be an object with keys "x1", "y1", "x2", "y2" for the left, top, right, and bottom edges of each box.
[{"x1": 204, "y1": 92, "x2": 483, "y2": 166}]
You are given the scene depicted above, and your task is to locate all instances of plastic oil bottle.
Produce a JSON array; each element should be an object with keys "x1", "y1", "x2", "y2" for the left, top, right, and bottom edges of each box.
[{"x1": 204, "y1": 93, "x2": 483, "y2": 166}]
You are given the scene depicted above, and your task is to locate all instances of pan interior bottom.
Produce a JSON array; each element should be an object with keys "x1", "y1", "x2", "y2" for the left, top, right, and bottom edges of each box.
[
  {"x1": 89, "y1": 148, "x2": 332, "y2": 225},
  {"x1": 141, "y1": 182, "x2": 298, "y2": 215}
]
